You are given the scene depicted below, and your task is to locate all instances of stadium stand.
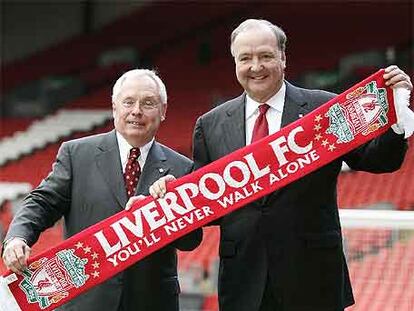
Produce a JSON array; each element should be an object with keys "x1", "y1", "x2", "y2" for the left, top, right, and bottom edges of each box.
[
  {"x1": 2, "y1": 2, "x2": 252, "y2": 92},
  {"x1": 0, "y1": 109, "x2": 112, "y2": 165},
  {"x1": 0, "y1": 118, "x2": 35, "y2": 139},
  {"x1": 338, "y1": 137, "x2": 414, "y2": 211},
  {"x1": 0, "y1": 182, "x2": 32, "y2": 208},
  {"x1": 348, "y1": 237, "x2": 414, "y2": 311}
]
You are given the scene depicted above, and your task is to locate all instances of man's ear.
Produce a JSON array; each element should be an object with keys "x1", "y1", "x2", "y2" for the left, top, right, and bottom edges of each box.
[
  {"x1": 281, "y1": 51, "x2": 286, "y2": 69},
  {"x1": 161, "y1": 103, "x2": 168, "y2": 121},
  {"x1": 112, "y1": 102, "x2": 116, "y2": 117}
]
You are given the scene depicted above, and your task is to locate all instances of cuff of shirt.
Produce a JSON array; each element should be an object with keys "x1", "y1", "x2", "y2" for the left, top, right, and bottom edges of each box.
[
  {"x1": 391, "y1": 124, "x2": 405, "y2": 135},
  {"x1": 393, "y1": 88, "x2": 414, "y2": 138}
]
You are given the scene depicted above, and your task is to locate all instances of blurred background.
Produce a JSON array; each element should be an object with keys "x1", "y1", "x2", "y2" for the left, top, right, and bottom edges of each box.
[{"x1": 1, "y1": 1, "x2": 413, "y2": 310}]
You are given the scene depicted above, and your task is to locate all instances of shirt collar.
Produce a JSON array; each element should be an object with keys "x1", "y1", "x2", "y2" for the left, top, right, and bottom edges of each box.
[
  {"x1": 245, "y1": 81, "x2": 286, "y2": 119},
  {"x1": 116, "y1": 131, "x2": 154, "y2": 167}
]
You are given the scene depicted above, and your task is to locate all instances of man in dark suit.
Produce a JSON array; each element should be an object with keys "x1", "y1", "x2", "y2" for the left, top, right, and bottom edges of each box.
[
  {"x1": 149, "y1": 19, "x2": 412, "y2": 311},
  {"x1": 2, "y1": 69, "x2": 202, "y2": 311}
]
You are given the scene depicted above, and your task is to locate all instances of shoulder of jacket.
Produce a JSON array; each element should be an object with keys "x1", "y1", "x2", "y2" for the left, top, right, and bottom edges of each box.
[
  {"x1": 156, "y1": 142, "x2": 192, "y2": 166},
  {"x1": 198, "y1": 94, "x2": 244, "y2": 123},
  {"x1": 288, "y1": 82, "x2": 336, "y2": 100},
  {"x1": 63, "y1": 131, "x2": 112, "y2": 148}
]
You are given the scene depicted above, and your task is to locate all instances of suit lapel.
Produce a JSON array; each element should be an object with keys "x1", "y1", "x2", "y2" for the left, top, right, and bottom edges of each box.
[
  {"x1": 221, "y1": 94, "x2": 246, "y2": 153},
  {"x1": 264, "y1": 82, "x2": 310, "y2": 205},
  {"x1": 221, "y1": 86, "x2": 309, "y2": 152},
  {"x1": 95, "y1": 130, "x2": 128, "y2": 209},
  {"x1": 281, "y1": 81, "x2": 309, "y2": 128},
  {"x1": 221, "y1": 94, "x2": 265, "y2": 208},
  {"x1": 135, "y1": 142, "x2": 170, "y2": 196}
]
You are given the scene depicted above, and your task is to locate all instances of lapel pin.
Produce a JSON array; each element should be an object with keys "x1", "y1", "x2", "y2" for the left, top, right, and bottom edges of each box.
[{"x1": 158, "y1": 168, "x2": 164, "y2": 173}]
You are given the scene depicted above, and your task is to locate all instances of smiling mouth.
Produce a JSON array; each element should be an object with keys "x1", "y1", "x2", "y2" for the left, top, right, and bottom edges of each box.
[
  {"x1": 250, "y1": 75, "x2": 267, "y2": 81},
  {"x1": 128, "y1": 121, "x2": 145, "y2": 127}
]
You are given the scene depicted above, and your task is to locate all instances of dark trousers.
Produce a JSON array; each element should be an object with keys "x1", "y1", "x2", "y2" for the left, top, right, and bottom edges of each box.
[{"x1": 259, "y1": 279, "x2": 281, "y2": 311}]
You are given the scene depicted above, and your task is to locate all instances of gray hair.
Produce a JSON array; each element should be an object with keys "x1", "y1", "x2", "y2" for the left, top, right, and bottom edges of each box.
[
  {"x1": 112, "y1": 69, "x2": 167, "y2": 104},
  {"x1": 230, "y1": 19, "x2": 287, "y2": 56}
]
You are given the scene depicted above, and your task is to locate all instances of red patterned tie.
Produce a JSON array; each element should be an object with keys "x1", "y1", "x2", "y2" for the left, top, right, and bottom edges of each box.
[
  {"x1": 251, "y1": 104, "x2": 270, "y2": 142},
  {"x1": 124, "y1": 147, "x2": 141, "y2": 198}
]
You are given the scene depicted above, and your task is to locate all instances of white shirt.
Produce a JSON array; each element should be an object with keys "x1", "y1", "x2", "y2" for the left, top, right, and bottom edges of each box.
[
  {"x1": 116, "y1": 132, "x2": 154, "y2": 173},
  {"x1": 245, "y1": 82, "x2": 286, "y2": 145}
]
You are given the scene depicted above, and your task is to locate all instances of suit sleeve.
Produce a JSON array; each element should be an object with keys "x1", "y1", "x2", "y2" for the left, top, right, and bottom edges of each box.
[
  {"x1": 171, "y1": 162, "x2": 203, "y2": 251},
  {"x1": 193, "y1": 116, "x2": 212, "y2": 171},
  {"x1": 192, "y1": 116, "x2": 222, "y2": 226},
  {"x1": 4, "y1": 142, "x2": 72, "y2": 246},
  {"x1": 343, "y1": 128, "x2": 408, "y2": 172}
]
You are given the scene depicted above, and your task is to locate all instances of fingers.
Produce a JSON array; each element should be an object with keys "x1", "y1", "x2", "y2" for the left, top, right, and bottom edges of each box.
[
  {"x1": 2, "y1": 239, "x2": 31, "y2": 275},
  {"x1": 149, "y1": 179, "x2": 166, "y2": 199},
  {"x1": 383, "y1": 65, "x2": 413, "y2": 90},
  {"x1": 384, "y1": 65, "x2": 399, "y2": 73},
  {"x1": 149, "y1": 174, "x2": 176, "y2": 199},
  {"x1": 164, "y1": 175, "x2": 177, "y2": 183},
  {"x1": 125, "y1": 195, "x2": 146, "y2": 211},
  {"x1": 126, "y1": 174, "x2": 177, "y2": 209}
]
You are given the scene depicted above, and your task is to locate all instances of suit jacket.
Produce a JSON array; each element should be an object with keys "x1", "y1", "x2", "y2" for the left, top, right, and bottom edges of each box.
[
  {"x1": 5, "y1": 130, "x2": 202, "y2": 311},
  {"x1": 193, "y1": 82, "x2": 408, "y2": 311}
]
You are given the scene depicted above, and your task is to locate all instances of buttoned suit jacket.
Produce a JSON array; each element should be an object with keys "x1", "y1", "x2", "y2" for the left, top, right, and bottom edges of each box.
[
  {"x1": 5, "y1": 130, "x2": 202, "y2": 311},
  {"x1": 192, "y1": 81, "x2": 408, "y2": 311}
]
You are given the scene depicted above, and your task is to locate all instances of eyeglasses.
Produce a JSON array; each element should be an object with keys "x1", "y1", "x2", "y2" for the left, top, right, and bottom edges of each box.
[{"x1": 121, "y1": 99, "x2": 161, "y2": 112}]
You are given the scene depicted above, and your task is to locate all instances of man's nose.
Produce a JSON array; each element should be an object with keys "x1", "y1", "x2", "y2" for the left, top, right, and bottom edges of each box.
[
  {"x1": 250, "y1": 58, "x2": 263, "y2": 72},
  {"x1": 131, "y1": 102, "x2": 143, "y2": 115}
]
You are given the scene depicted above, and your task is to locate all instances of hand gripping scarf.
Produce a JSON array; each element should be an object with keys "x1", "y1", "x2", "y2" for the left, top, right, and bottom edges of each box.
[{"x1": 0, "y1": 69, "x2": 404, "y2": 310}]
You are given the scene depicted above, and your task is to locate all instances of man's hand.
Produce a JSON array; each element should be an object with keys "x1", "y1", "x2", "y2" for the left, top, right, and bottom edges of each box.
[
  {"x1": 125, "y1": 174, "x2": 177, "y2": 210},
  {"x1": 2, "y1": 238, "x2": 31, "y2": 275},
  {"x1": 125, "y1": 195, "x2": 146, "y2": 211},
  {"x1": 149, "y1": 174, "x2": 176, "y2": 199},
  {"x1": 383, "y1": 65, "x2": 413, "y2": 91},
  {"x1": 383, "y1": 65, "x2": 414, "y2": 137}
]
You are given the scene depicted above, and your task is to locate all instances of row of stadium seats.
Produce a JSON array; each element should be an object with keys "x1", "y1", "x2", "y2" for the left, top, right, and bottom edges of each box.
[
  {"x1": 0, "y1": 118, "x2": 35, "y2": 139},
  {"x1": 0, "y1": 109, "x2": 112, "y2": 165},
  {"x1": 2, "y1": 2, "x2": 251, "y2": 92},
  {"x1": 348, "y1": 237, "x2": 414, "y2": 311},
  {"x1": 0, "y1": 182, "x2": 32, "y2": 209},
  {"x1": 343, "y1": 229, "x2": 393, "y2": 260},
  {"x1": 338, "y1": 138, "x2": 414, "y2": 210}
]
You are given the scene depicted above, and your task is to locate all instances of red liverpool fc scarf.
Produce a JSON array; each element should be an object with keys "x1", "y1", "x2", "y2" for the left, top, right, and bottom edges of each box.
[{"x1": 0, "y1": 70, "x2": 399, "y2": 310}]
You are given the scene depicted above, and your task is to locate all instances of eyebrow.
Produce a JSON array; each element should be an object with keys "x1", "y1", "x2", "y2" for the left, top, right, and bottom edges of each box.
[
  {"x1": 142, "y1": 95, "x2": 159, "y2": 101},
  {"x1": 237, "y1": 52, "x2": 251, "y2": 58}
]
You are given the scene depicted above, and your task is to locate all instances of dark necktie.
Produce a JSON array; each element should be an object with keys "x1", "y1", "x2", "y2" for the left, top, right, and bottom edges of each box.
[
  {"x1": 251, "y1": 104, "x2": 270, "y2": 142},
  {"x1": 124, "y1": 148, "x2": 141, "y2": 198}
]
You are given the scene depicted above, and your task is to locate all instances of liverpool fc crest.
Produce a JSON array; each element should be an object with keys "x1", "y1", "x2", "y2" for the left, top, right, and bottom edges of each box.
[
  {"x1": 19, "y1": 249, "x2": 89, "y2": 309},
  {"x1": 326, "y1": 81, "x2": 389, "y2": 143}
]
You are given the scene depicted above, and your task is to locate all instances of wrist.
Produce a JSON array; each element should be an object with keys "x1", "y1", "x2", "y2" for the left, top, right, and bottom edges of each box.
[{"x1": 3, "y1": 237, "x2": 28, "y2": 249}]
